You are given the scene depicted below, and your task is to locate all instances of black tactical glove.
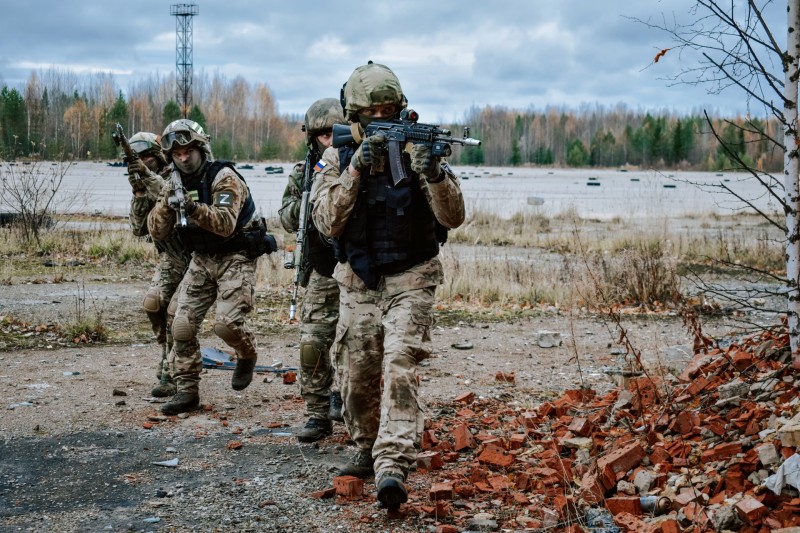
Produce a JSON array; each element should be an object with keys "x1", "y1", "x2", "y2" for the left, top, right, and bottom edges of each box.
[
  {"x1": 410, "y1": 144, "x2": 442, "y2": 181},
  {"x1": 351, "y1": 134, "x2": 386, "y2": 173}
]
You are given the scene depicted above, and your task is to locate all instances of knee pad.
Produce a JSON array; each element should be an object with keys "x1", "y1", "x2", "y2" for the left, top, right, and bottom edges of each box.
[
  {"x1": 213, "y1": 321, "x2": 240, "y2": 346},
  {"x1": 172, "y1": 314, "x2": 195, "y2": 342},
  {"x1": 300, "y1": 341, "x2": 328, "y2": 370},
  {"x1": 142, "y1": 291, "x2": 162, "y2": 314}
]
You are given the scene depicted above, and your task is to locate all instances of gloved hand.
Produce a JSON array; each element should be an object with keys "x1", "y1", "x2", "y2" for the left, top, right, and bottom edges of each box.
[
  {"x1": 183, "y1": 193, "x2": 198, "y2": 216},
  {"x1": 351, "y1": 134, "x2": 386, "y2": 173},
  {"x1": 127, "y1": 159, "x2": 149, "y2": 191},
  {"x1": 410, "y1": 144, "x2": 442, "y2": 181}
]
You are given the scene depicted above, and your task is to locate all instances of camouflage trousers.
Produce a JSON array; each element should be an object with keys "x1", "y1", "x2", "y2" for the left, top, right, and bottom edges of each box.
[
  {"x1": 332, "y1": 283, "x2": 434, "y2": 477},
  {"x1": 143, "y1": 252, "x2": 187, "y2": 381},
  {"x1": 168, "y1": 252, "x2": 257, "y2": 395},
  {"x1": 299, "y1": 271, "x2": 339, "y2": 420}
]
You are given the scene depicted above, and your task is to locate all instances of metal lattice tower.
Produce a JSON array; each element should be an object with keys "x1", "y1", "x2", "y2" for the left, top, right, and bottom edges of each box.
[{"x1": 170, "y1": 4, "x2": 198, "y2": 118}]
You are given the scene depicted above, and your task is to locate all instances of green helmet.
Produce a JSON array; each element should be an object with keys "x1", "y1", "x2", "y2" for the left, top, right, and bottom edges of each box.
[
  {"x1": 129, "y1": 132, "x2": 167, "y2": 167},
  {"x1": 303, "y1": 98, "x2": 345, "y2": 151},
  {"x1": 341, "y1": 61, "x2": 407, "y2": 123},
  {"x1": 160, "y1": 119, "x2": 213, "y2": 162}
]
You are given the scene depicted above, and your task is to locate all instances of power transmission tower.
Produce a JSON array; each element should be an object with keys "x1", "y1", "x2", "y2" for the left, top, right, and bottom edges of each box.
[{"x1": 170, "y1": 3, "x2": 198, "y2": 118}]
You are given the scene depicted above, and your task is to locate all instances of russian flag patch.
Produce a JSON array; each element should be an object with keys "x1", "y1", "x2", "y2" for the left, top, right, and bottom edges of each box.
[{"x1": 314, "y1": 160, "x2": 327, "y2": 172}]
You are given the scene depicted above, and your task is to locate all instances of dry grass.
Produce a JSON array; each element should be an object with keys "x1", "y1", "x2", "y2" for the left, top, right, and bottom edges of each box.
[{"x1": 0, "y1": 209, "x2": 785, "y2": 326}]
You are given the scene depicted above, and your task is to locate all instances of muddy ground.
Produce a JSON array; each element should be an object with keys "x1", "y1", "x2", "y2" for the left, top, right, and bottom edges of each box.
[{"x1": 0, "y1": 270, "x2": 771, "y2": 532}]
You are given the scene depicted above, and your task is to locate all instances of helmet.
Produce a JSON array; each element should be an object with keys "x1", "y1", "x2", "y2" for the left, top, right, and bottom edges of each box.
[
  {"x1": 160, "y1": 119, "x2": 212, "y2": 162},
  {"x1": 341, "y1": 61, "x2": 407, "y2": 123},
  {"x1": 129, "y1": 132, "x2": 167, "y2": 167},
  {"x1": 303, "y1": 98, "x2": 345, "y2": 151}
]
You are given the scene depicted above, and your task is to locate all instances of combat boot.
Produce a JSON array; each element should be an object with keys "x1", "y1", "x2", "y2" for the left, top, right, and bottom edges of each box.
[
  {"x1": 337, "y1": 449, "x2": 374, "y2": 478},
  {"x1": 297, "y1": 418, "x2": 333, "y2": 443},
  {"x1": 328, "y1": 391, "x2": 343, "y2": 422},
  {"x1": 376, "y1": 471, "x2": 408, "y2": 511},
  {"x1": 151, "y1": 376, "x2": 176, "y2": 398},
  {"x1": 231, "y1": 357, "x2": 256, "y2": 391},
  {"x1": 161, "y1": 392, "x2": 200, "y2": 415}
]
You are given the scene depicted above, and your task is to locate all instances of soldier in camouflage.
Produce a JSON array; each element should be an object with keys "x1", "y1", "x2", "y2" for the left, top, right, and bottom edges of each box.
[
  {"x1": 311, "y1": 62, "x2": 465, "y2": 511},
  {"x1": 148, "y1": 119, "x2": 277, "y2": 415},
  {"x1": 279, "y1": 98, "x2": 345, "y2": 443},
  {"x1": 126, "y1": 132, "x2": 191, "y2": 398}
]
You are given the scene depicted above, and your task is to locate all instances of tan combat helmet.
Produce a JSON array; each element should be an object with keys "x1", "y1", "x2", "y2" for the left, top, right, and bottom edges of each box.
[
  {"x1": 303, "y1": 98, "x2": 345, "y2": 153},
  {"x1": 160, "y1": 119, "x2": 213, "y2": 163},
  {"x1": 341, "y1": 61, "x2": 407, "y2": 124},
  {"x1": 129, "y1": 132, "x2": 167, "y2": 167}
]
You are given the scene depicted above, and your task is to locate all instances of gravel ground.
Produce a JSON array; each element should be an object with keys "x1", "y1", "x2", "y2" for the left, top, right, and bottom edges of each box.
[{"x1": 0, "y1": 274, "x2": 765, "y2": 532}]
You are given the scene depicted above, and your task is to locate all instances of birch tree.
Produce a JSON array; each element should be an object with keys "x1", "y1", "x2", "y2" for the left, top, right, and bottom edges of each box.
[{"x1": 637, "y1": 0, "x2": 800, "y2": 368}]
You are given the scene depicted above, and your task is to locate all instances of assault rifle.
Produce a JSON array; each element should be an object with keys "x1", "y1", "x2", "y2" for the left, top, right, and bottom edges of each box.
[
  {"x1": 331, "y1": 109, "x2": 481, "y2": 186},
  {"x1": 111, "y1": 123, "x2": 143, "y2": 187},
  {"x1": 285, "y1": 150, "x2": 315, "y2": 321},
  {"x1": 168, "y1": 168, "x2": 188, "y2": 228}
]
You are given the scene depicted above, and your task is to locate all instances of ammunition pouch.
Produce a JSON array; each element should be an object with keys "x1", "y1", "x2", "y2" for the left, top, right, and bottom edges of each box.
[{"x1": 242, "y1": 217, "x2": 278, "y2": 259}]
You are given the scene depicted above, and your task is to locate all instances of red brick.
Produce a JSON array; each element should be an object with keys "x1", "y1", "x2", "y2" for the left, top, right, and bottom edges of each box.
[
  {"x1": 735, "y1": 496, "x2": 767, "y2": 526},
  {"x1": 649, "y1": 445, "x2": 671, "y2": 465},
  {"x1": 597, "y1": 441, "x2": 645, "y2": 489},
  {"x1": 579, "y1": 471, "x2": 605, "y2": 504},
  {"x1": 553, "y1": 494, "x2": 578, "y2": 520},
  {"x1": 613, "y1": 512, "x2": 648, "y2": 531},
  {"x1": 568, "y1": 416, "x2": 593, "y2": 437},
  {"x1": 686, "y1": 375, "x2": 710, "y2": 395},
  {"x1": 669, "y1": 410, "x2": 699, "y2": 436},
  {"x1": 429, "y1": 482, "x2": 454, "y2": 500},
  {"x1": 310, "y1": 487, "x2": 336, "y2": 499},
  {"x1": 511, "y1": 491, "x2": 529, "y2": 504},
  {"x1": 421, "y1": 429, "x2": 439, "y2": 450},
  {"x1": 487, "y1": 475, "x2": 513, "y2": 491},
  {"x1": 629, "y1": 376, "x2": 659, "y2": 407},
  {"x1": 435, "y1": 526, "x2": 458, "y2": 533},
  {"x1": 700, "y1": 441, "x2": 742, "y2": 462},
  {"x1": 674, "y1": 489, "x2": 704, "y2": 508},
  {"x1": 730, "y1": 348, "x2": 753, "y2": 370},
  {"x1": 653, "y1": 518, "x2": 681, "y2": 533},
  {"x1": 509, "y1": 433, "x2": 527, "y2": 449},
  {"x1": 452, "y1": 423, "x2": 475, "y2": 451},
  {"x1": 453, "y1": 391, "x2": 475, "y2": 404},
  {"x1": 333, "y1": 475, "x2": 363, "y2": 497},
  {"x1": 495, "y1": 371, "x2": 515, "y2": 383},
  {"x1": 682, "y1": 502, "x2": 712, "y2": 528},
  {"x1": 564, "y1": 388, "x2": 595, "y2": 402},
  {"x1": 417, "y1": 451, "x2": 443, "y2": 471},
  {"x1": 606, "y1": 496, "x2": 642, "y2": 516},
  {"x1": 477, "y1": 444, "x2": 515, "y2": 469},
  {"x1": 282, "y1": 371, "x2": 297, "y2": 384}
]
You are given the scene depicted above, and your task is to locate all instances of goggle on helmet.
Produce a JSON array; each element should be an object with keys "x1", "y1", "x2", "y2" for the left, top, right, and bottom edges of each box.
[{"x1": 160, "y1": 119, "x2": 210, "y2": 153}]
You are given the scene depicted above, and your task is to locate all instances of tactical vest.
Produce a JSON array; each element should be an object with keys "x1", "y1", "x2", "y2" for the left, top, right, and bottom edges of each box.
[
  {"x1": 301, "y1": 158, "x2": 337, "y2": 278},
  {"x1": 336, "y1": 146, "x2": 441, "y2": 289},
  {"x1": 176, "y1": 161, "x2": 257, "y2": 256}
]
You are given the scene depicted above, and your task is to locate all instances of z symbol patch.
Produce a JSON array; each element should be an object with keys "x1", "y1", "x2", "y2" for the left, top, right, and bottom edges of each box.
[{"x1": 214, "y1": 192, "x2": 233, "y2": 207}]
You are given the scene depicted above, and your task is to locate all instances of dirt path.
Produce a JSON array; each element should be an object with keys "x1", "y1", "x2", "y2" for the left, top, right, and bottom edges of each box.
[{"x1": 0, "y1": 269, "x2": 730, "y2": 532}]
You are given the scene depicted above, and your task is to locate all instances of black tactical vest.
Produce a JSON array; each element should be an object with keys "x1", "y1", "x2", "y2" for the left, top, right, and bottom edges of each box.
[
  {"x1": 337, "y1": 146, "x2": 440, "y2": 289},
  {"x1": 176, "y1": 161, "x2": 257, "y2": 255}
]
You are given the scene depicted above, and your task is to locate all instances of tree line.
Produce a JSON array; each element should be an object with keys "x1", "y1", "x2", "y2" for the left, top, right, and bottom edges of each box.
[{"x1": 0, "y1": 68, "x2": 783, "y2": 171}]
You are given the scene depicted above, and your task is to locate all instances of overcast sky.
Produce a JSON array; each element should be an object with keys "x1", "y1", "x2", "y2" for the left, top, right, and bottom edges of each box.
[{"x1": 0, "y1": 1, "x2": 785, "y2": 123}]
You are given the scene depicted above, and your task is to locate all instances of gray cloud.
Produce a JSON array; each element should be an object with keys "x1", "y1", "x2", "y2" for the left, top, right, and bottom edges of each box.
[{"x1": 0, "y1": 0, "x2": 784, "y2": 121}]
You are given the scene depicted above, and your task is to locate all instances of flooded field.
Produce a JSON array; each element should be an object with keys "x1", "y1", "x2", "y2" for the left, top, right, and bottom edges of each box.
[{"x1": 2, "y1": 161, "x2": 783, "y2": 221}]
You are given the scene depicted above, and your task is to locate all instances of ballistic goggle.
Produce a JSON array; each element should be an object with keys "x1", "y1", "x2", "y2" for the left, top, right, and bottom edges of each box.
[
  {"x1": 130, "y1": 139, "x2": 160, "y2": 155},
  {"x1": 161, "y1": 131, "x2": 196, "y2": 152}
]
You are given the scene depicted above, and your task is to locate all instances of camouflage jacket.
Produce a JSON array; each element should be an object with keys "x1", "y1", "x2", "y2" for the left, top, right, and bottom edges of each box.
[
  {"x1": 278, "y1": 162, "x2": 306, "y2": 233},
  {"x1": 130, "y1": 167, "x2": 189, "y2": 264},
  {"x1": 147, "y1": 163, "x2": 253, "y2": 243},
  {"x1": 310, "y1": 146, "x2": 465, "y2": 293}
]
